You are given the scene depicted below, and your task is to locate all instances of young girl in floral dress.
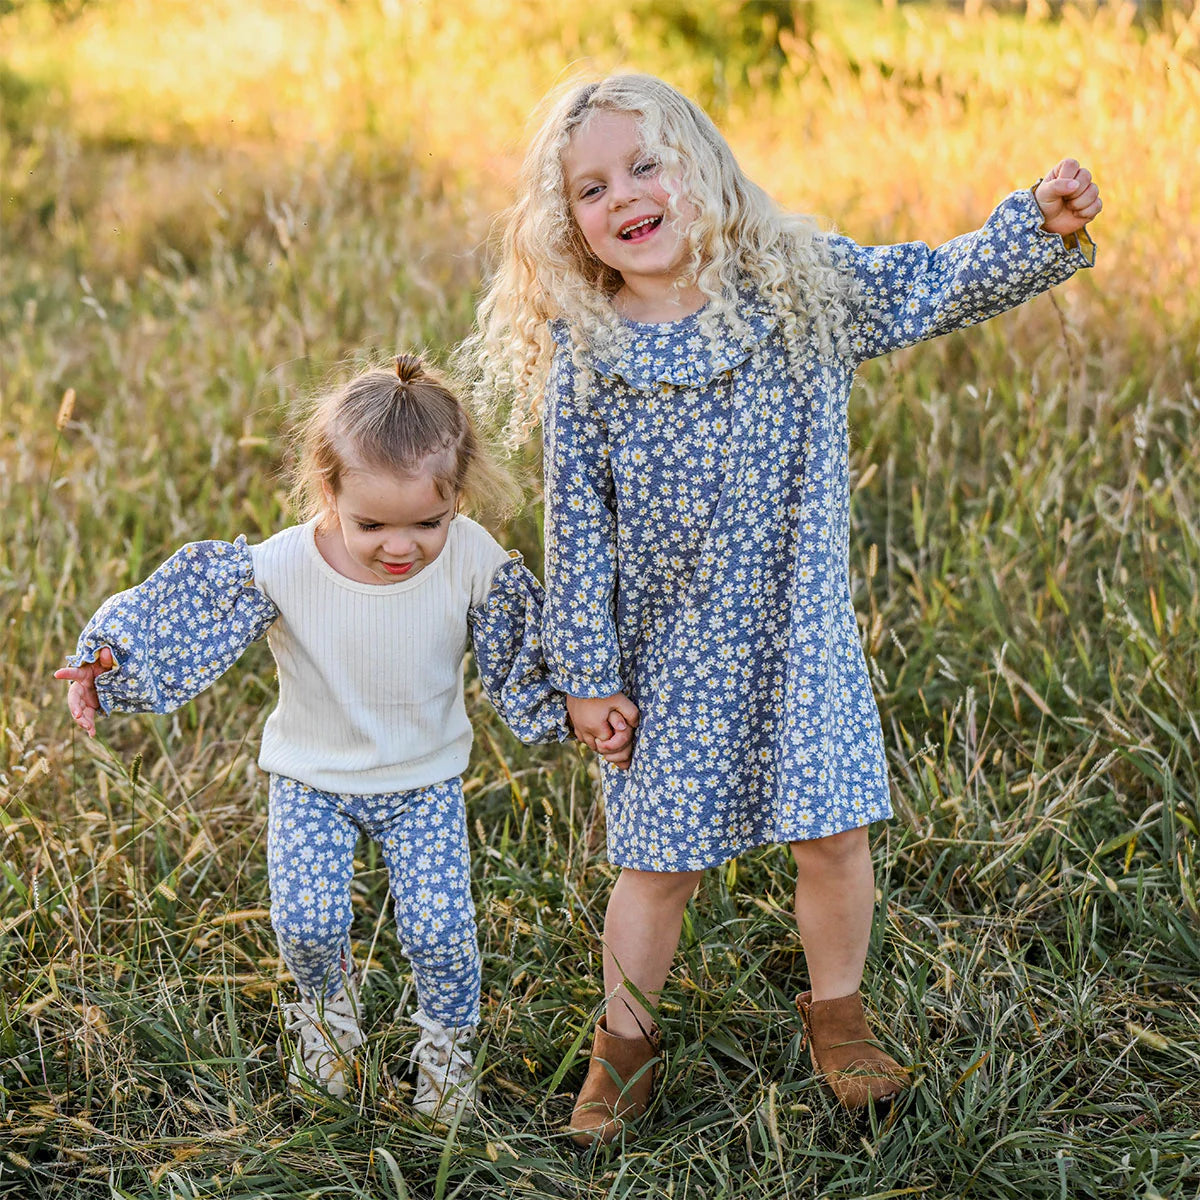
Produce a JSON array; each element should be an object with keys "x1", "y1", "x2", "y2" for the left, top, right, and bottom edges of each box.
[
  {"x1": 471, "y1": 73, "x2": 1100, "y2": 1145},
  {"x1": 55, "y1": 355, "x2": 573, "y2": 1122}
]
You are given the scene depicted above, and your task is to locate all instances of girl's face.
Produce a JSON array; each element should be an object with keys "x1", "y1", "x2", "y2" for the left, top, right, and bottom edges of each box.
[
  {"x1": 319, "y1": 461, "x2": 455, "y2": 585},
  {"x1": 563, "y1": 109, "x2": 697, "y2": 300}
]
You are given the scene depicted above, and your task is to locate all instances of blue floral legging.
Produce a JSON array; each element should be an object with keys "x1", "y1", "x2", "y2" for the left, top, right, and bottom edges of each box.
[{"x1": 267, "y1": 774, "x2": 480, "y2": 1026}]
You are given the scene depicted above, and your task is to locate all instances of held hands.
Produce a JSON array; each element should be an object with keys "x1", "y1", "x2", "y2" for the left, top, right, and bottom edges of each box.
[
  {"x1": 567, "y1": 692, "x2": 640, "y2": 771},
  {"x1": 1034, "y1": 159, "x2": 1102, "y2": 236},
  {"x1": 53, "y1": 647, "x2": 115, "y2": 737}
]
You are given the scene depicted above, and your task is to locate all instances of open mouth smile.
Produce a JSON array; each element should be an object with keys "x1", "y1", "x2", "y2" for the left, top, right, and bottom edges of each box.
[{"x1": 617, "y1": 215, "x2": 663, "y2": 241}]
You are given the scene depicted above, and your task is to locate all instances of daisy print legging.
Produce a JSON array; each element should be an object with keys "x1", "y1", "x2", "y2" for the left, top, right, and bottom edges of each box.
[{"x1": 267, "y1": 774, "x2": 481, "y2": 1026}]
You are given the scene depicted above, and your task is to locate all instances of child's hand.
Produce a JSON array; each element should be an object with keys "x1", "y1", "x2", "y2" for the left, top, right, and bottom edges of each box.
[
  {"x1": 53, "y1": 647, "x2": 115, "y2": 737},
  {"x1": 567, "y1": 692, "x2": 640, "y2": 771},
  {"x1": 1034, "y1": 159, "x2": 1102, "y2": 236},
  {"x1": 595, "y1": 705, "x2": 639, "y2": 770}
]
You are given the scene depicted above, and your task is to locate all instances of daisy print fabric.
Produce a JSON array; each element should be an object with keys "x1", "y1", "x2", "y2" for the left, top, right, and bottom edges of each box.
[
  {"x1": 67, "y1": 537, "x2": 279, "y2": 712},
  {"x1": 268, "y1": 775, "x2": 481, "y2": 1024},
  {"x1": 543, "y1": 189, "x2": 1093, "y2": 872},
  {"x1": 69, "y1": 536, "x2": 569, "y2": 748}
]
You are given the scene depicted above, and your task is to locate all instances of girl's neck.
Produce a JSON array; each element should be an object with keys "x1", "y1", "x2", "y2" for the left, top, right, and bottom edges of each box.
[{"x1": 614, "y1": 279, "x2": 706, "y2": 325}]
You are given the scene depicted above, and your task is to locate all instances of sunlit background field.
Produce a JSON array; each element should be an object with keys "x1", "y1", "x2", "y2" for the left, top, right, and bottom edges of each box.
[{"x1": 3, "y1": 2, "x2": 1199, "y2": 1197}]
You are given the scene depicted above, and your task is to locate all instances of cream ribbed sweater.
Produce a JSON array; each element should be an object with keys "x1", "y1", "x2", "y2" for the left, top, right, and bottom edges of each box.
[{"x1": 248, "y1": 515, "x2": 512, "y2": 794}]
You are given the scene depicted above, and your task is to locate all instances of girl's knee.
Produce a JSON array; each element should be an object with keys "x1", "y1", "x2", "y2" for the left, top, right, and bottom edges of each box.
[
  {"x1": 395, "y1": 907, "x2": 479, "y2": 967},
  {"x1": 789, "y1": 825, "x2": 869, "y2": 869},
  {"x1": 619, "y1": 866, "x2": 703, "y2": 906},
  {"x1": 270, "y1": 900, "x2": 352, "y2": 959}
]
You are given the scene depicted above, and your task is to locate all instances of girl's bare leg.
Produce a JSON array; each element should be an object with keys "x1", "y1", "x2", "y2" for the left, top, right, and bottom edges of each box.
[
  {"x1": 602, "y1": 867, "x2": 703, "y2": 1037},
  {"x1": 790, "y1": 826, "x2": 875, "y2": 1000}
]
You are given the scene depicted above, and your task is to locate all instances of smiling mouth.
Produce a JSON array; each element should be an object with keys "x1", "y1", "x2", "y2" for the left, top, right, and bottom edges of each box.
[
  {"x1": 382, "y1": 561, "x2": 414, "y2": 576},
  {"x1": 618, "y1": 215, "x2": 662, "y2": 240}
]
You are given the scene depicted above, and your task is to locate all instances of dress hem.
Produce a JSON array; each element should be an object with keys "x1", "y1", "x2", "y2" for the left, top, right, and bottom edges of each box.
[{"x1": 605, "y1": 807, "x2": 895, "y2": 872}]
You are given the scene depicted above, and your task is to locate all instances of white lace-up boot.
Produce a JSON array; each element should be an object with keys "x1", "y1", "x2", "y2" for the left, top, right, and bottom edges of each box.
[
  {"x1": 410, "y1": 1008, "x2": 478, "y2": 1123},
  {"x1": 282, "y1": 974, "x2": 365, "y2": 1099}
]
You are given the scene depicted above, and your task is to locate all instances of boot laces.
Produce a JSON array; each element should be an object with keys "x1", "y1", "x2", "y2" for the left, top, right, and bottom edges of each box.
[
  {"x1": 410, "y1": 1008, "x2": 477, "y2": 1116},
  {"x1": 283, "y1": 983, "x2": 364, "y2": 1089}
]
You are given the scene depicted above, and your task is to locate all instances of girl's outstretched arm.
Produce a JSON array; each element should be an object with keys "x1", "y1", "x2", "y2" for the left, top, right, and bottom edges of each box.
[
  {"x1": 541, "y1": 341, "x2": 641, "y2": 768},
  {"x1": 54, "y1": 538, "x2": 278, "y2": 731},
  {"x1": 839, "y1": 163, "x2": 1100, "y2": 364}
]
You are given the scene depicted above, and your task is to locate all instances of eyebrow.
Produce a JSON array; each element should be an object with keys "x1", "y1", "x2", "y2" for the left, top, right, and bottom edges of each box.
[
  {"x1": 565, "y1": 149, "x2": 645, "y2": 193},
  {"x1": 565, "y1": 164, "x2": 599, "y2": 193},
  {"x1": 349, "y1": 505, "x2": 454, "y2": 524}
]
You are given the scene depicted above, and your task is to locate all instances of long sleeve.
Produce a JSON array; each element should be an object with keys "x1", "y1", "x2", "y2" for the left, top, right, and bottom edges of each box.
[
  {"x1": 68, "y1": 538, "x2": 279, "y2": 715},
  {"x1": 541, "y1": 340, "x2": 624, "y2": 698},
  {"x1": 469, "y1": 556, "x2": 570, "y2": 745},
  {"x1": 838, "y1": 188, "x2": 1095, "y2": 365}
]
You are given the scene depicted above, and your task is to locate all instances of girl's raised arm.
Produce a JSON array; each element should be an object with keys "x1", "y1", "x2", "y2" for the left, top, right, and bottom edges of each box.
[
  {"x1": 839, "y1": 165, "x2": 1098, "y2": 365},
  {"x1": 54, "y1": 538, "x2": 278, "y2": 734}
]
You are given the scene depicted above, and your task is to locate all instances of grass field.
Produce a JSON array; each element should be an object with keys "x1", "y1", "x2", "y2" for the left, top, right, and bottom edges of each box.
[{"x1": 3, "y1": 1, "x2": 1199, "y2": 1197}]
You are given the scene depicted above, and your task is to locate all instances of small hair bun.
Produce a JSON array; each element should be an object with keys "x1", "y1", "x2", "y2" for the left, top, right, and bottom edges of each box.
[{"x1": 394, "y1": 353, "x2": 425, "y2": 383}]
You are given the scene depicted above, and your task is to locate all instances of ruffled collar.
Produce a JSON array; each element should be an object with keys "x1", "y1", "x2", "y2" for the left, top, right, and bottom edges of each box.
[{"x1": 551, "y1": 291, "x2": 779, "y2": 391}]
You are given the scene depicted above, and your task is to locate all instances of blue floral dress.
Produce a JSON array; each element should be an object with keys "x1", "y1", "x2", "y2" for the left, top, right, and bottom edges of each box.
[{"x1": 542, "y1": 189, "x2": 1094, "y2": 872}]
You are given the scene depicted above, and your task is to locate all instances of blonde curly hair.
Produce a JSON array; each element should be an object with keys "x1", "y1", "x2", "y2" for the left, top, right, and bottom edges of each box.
[{"x1": 466, "y1": 73, "x2": 858, "y2": 444}]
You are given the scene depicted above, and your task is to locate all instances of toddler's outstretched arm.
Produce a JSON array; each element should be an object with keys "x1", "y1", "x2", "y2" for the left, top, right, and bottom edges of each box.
[
  {"x1": 53, "y1": 647, "x2": 115, "y2": 737},
  {"x1": 1034, "y1": 158, "x2": 1102, "y2": 237},
  {"x1": 468, "y1": 553, "x2": 573, "y2": 746},
  {"x1": 52, "y1": 539, "x2": 278, "y2": 734}
]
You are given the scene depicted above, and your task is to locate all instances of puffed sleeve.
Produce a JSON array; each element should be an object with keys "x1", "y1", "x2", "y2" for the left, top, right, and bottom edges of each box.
[
  {"x1": 541, "y1": 336, "x2": 624, "y2": 698},
  {"x1": 469, "y1": 555, "x2": 570, "y2": 744},
  {"x1": 836, "y1": 187, "x2": 1096, "y2": 365},
  {"x1": 67, "y1": 537, "x2": 279, "y2": 716}
]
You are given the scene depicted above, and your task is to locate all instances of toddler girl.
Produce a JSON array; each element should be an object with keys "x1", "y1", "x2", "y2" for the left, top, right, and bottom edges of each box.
[
  {"x1": 55, "y1": 355, "x2": 572, "y2": 1122},
  {"x1": 471, "y1": 74, "x2": 1101, "y2": 1145}
]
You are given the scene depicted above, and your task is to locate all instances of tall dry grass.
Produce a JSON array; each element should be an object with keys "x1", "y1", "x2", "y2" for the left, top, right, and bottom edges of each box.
[{"x1": 2, "y1": 2, "x2": 1199, "y2": 1197}]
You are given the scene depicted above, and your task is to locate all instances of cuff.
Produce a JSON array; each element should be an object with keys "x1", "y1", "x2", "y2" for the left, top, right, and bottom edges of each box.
[
  {"x1": 1029, "y1": 182, "x2": 1097, "y2": 268},
  {"x1": 67, "y1": 641, "x2": 122, "y2": 716},
  {"x1": 550, "y1": 674, "x2": 627, "y2": 701}
]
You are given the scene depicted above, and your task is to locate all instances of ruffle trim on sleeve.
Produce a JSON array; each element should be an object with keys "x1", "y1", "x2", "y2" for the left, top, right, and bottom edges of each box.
[
  {"x1": 1021, "y1": 185, "x2": 1098, "y2": 269},
  {"x1": 70, "y1": 536, "x2": 278, "y2": 716},
  {"x1": 469, "y1": 555, "x2": 571, "y2": 745}
]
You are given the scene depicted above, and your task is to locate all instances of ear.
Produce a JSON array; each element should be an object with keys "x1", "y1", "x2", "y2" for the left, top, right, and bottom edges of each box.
[{"x1": 320, "y1": 480, "x2": 339, "y2": 523}]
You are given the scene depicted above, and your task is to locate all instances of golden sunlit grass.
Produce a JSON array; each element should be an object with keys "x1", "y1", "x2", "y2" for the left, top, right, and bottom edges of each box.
[
  {"x1": 2, "y1": 2, "x2": 1199, "y2": 1197},
  {"x1": 8, "y1": 3, "x2": 1198, "y2": 272}
]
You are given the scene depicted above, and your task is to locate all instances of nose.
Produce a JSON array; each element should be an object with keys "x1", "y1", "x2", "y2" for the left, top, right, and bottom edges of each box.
[
  {"x1": 608, "y1": 172, "x2": 638, "y2": 209},
  {"x1": 383, "y1": 531, "x2": 416, "y2": 557}
]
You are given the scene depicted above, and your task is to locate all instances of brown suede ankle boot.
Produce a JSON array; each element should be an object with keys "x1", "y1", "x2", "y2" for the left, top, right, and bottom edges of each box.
[
  {"x1": 568, "y1": 1017, "x2": 661, "y2": 1147},
  {"x1": 796, "y1": 990, "x2": 909, "y2": 1110}
]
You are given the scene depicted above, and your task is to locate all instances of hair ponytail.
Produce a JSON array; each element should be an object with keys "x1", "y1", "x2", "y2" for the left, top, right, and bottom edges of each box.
[{"x1": 394, "y1": 353, "x2": 426, "y2": 384}]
